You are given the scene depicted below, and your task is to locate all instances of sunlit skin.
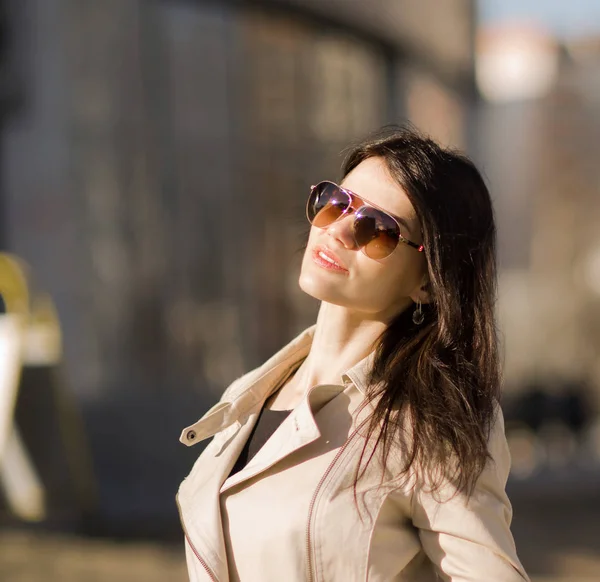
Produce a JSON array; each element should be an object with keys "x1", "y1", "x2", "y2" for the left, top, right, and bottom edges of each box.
[{"x1": 266, "y1": 157, "x2": 431, "y2": 410}]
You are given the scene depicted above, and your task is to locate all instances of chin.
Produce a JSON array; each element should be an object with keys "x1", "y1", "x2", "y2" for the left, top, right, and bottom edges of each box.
[
  {"x1": 298, "y1": 269, "x2": 345, "y2": 304},
  {"x1": 298, "y1": 269, "x2": 326, "y2": 300},
  {"x1": 298, "y1": 269, "x2": 339, "y2": 303},
  {"x1": 298, "y1": 268, "x2": 406, "y2": 319}
]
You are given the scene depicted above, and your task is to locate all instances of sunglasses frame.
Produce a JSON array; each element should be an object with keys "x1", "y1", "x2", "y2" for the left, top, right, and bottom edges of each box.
[{"x1": 307, "y1": 181, "x2": 425, "y2": 258}]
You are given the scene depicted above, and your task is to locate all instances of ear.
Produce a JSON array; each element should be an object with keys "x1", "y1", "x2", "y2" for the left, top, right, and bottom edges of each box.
[{"x1": 410, "y1": 275, "x2": 432, "y2": 305}]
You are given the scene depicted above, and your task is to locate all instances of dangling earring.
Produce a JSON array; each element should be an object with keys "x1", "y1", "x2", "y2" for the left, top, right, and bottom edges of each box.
[{"x1": 412, "y1": 299, "x2": 424, "y2": 325}]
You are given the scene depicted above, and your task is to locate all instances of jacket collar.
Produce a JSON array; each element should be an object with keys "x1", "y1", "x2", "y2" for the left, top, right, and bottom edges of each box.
[
  {"x1": 343, "y1": 350, "x2": 376, "y2": 396},
  {"x1": 230, "y1": 324, "x2": 376, "y2": 398},
  {"x1": 180, "y1": 324, "x2": 376, "y2": 446}
]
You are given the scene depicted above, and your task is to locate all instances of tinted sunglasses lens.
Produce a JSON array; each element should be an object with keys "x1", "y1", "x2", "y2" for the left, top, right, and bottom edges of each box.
[
  {"x1": 307, "y1": 183, "x2": 350, "y2": 228},
  {"x1": 353, "y1": 207, "x2": 400, "y2": 259}
]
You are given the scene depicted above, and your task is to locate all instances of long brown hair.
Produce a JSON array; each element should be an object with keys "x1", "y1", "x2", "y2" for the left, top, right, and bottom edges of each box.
[{"x1": 345, "y1": 126, "x2": 500, "y2": 496}]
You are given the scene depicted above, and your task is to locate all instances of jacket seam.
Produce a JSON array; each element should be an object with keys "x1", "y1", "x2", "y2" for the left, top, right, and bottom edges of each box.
[
  {"x1": 310, "y1": 433, "x2": 364, "y2": 581},
  {"x1": 364, "y1": 490, "x2": 394, "y2": 582},
  {"x1": 176, "y1": 492, "x2": 225, "y2": 578}
]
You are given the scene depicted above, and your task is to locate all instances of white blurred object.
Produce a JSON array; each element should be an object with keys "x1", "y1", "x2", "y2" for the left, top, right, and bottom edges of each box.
[
  {"x1": 476, "y1": 24, "x2": 560, "y2": 103},
  {"x1": 0, "y1": 313, "x2": 45, "y2": 521},
  {"x1": 0, "y1": 315, "x2": 24, "y2": 455},
  {"x1": 0, "y1": 313, "x2": 46, "y2": 521},
  {"x1": 0, "y1": 427, "x2": 46, "y2": 521},
  {"x1": 0, "y1": 253, "x2": 56, "y2": 521}
]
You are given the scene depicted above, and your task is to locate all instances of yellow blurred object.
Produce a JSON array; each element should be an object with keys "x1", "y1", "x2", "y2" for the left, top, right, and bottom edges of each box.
[
  {"x1": 0, "y1": 253, "x2": 30, "y2": 315},
  {"x1": 0, "y1": 253, "x2": 62, "y2": 366}
]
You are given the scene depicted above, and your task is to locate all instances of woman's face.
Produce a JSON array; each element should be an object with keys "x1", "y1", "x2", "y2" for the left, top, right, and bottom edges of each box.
[{"x1": 299, "y1": 156, "x2": 428, "y2": 322}]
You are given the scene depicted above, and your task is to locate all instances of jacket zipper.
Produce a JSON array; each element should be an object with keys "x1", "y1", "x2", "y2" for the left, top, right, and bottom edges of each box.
[
  {"x1": 305, "y1": 427, "x2": 361, "y2": 582},
  {"x1": 184, "y1": 532, "x2": 218, "y2": 582},
  {"x1": 176, "y1": 497, "x2": 219, "y2": 581}
]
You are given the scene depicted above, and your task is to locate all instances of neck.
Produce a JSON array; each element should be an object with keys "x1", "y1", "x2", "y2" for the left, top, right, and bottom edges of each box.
[{"x1": 295, "y1": 302, "x2": 389, "y2": 391}]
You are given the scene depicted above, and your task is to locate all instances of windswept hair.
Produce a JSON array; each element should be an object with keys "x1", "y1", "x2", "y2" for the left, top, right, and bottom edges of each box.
[{"x1": 344, "y1": 126, "x2": 500, "y2": 496}]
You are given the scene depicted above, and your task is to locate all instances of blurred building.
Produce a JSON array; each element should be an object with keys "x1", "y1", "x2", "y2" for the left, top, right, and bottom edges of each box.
[
  {"x1": 0, "y1": 0, "x2": 478, "y2": 533},
  {"x1": 476, "y1": 24, "x2": 600, "y2": 405},
  {"x1": 474, "y1": 20, "x2": 600, "y2": 510},
  {"x1": 0, "y1": 0, "x2": 599, "y2": 548}
]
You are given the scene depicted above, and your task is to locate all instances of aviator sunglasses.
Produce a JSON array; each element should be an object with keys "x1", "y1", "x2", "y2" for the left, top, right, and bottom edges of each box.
[{"x1": 306, "y1": 181, "x2": 424, "y2": 260}]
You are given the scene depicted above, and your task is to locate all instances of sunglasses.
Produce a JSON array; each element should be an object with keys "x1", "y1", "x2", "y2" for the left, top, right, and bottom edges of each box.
[{"x1": 306, "y1": 181, "x2": 424, "y2": 260}]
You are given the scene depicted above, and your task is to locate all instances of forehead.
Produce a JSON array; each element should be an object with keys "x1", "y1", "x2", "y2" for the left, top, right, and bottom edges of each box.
[{"x1": 340, "y1": 157, "x2": 417, "y2": 220}]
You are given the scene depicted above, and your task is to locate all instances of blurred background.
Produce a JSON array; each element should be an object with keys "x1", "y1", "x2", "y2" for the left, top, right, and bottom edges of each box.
[{"x1": 0, "y1": 0, "x2": 599, "y2": 580}]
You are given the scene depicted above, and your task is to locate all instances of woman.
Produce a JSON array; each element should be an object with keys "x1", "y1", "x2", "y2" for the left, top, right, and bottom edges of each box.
[{"x1": 177, "y1": 126, "x2": 529, "y2": 581}]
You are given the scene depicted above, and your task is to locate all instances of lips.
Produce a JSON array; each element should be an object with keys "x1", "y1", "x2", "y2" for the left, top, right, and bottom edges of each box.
[{"x1": 312, "y1": 245, "x2": 349, "y2": 273}]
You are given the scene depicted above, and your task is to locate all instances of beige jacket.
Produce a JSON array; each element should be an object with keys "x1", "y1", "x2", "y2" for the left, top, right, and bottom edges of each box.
[{"x1": 177, "y1": 326, "x2": 529, "y2": 582}]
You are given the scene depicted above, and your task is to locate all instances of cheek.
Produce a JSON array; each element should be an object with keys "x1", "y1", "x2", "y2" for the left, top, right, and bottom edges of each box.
[
  {"x1": 302, "y1": 228, "x2": 319, "y2": 260},
  {"x1": 373, "y1": 254, "x2": 425, "y2": 295},
  {"x1": 305, "y1": 226, "x2": 320, "y2": 248}
]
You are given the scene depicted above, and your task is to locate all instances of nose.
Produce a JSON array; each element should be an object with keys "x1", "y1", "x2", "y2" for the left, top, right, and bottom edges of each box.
[{"x1": 325, "y1": 213, "x2": 357, "y2": 250}]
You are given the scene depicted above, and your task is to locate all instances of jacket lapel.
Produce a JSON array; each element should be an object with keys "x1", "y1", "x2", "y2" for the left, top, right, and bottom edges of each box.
[
  {"x1": 219, "y1": 383, "x2": 347, "y2": 493},
  {"x1": 179, "y1": 326, "x2": 316, "y2": 447}
]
